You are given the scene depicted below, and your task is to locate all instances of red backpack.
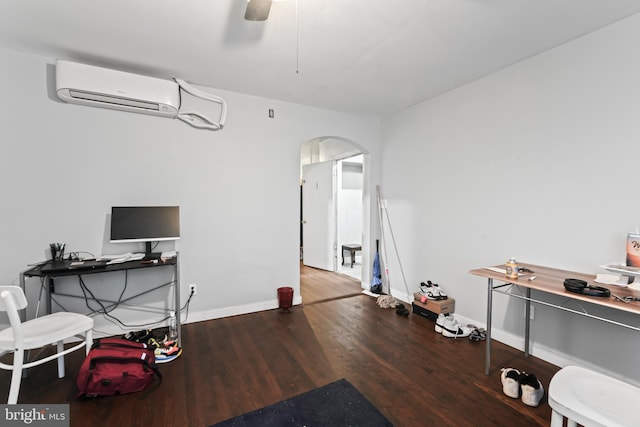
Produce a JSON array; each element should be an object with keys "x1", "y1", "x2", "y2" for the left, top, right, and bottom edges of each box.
[{"x1": 77, "y1": 337, "x2": 162, "y2": 398}]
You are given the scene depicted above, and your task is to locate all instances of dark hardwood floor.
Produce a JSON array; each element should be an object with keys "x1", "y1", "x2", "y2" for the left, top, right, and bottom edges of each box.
[
  {"x1": 0, "y1": 265, "x2": 560, "y2": 426},
  {"x1": 300, "y1": 262, "x2": 362, "y2": 304}
]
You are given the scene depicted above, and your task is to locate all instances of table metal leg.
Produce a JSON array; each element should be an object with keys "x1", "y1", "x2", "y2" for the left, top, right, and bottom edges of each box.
[
  {"x1": 524, "y1": 287, "x2": 531, "y2": 357},
  {"x1": 19, "y1": 271, "x2": 26, "y2": 323},
  {"x1": 46, "y1": 277, "x2": 54, "y2": 315},
  {"x1": 19, "y1": 271, "x2": 30, "y2": 378},
  {"x1": 485, "y1": 278, "x2": 493, "y2": 375},
  {"x1": 175, "y1": 261, "x2": 181, "y2": 347}
]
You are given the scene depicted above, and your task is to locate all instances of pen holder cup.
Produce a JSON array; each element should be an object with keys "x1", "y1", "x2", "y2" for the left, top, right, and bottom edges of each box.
[{"x1": 50, "y1": 244, "x2": 65, "y2": 261}]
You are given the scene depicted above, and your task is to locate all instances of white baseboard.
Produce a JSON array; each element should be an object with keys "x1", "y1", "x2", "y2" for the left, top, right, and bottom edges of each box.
[
  {"x1": 184, "y1": 295, "x2": 303, "y2": 324},
  {"x1": 90, "y1": 295, "x2": 303, "y2": 338}
]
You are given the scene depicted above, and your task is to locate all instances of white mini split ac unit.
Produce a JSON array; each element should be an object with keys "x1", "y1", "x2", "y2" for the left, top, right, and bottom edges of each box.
[{"x1": 55, "y1": 60, "x2": 226, "y2": 130}]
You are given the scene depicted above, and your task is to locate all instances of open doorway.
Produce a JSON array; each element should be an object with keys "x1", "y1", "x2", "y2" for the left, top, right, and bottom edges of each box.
[
  {"x1": 300, "y1": 137, "x2": 367, "y2": 296},
  {"x1": 336, "y1": 155, "x2": 363, "y2": 280}
]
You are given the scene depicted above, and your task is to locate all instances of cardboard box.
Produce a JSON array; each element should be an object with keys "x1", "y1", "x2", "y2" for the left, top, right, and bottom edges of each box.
[{"x1": 413, "y1": 293, "x2": 455, "y2": 314}]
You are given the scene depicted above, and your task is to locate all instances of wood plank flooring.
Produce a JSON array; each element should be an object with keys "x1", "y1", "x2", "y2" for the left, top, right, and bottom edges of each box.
[
  {"x1": 0, "y1": 265, "x2": 560, "y2": 426},
  {"x1": 300, "y1": 262, "x2": 362, "y2": 304}
]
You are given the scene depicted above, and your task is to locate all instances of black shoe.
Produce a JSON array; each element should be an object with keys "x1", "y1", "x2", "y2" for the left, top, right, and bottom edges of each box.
[
  {"x1": 395, "y1": 303, "x2": 409, "y2": 317},
  {"x1": 123, "y1": 329, "x2": 151, "y2": 343}
]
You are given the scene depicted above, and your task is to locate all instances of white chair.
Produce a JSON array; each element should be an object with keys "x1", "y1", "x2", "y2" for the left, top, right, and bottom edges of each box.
[
  {"x1": 549, "y1": 365, "x2": 640, "y2": 427},
  {"x1": 0, "y1": 286, "x2": 94, "y2": 404}
]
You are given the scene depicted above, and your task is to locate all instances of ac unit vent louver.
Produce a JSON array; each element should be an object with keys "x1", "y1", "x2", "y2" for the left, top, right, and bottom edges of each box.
[{"x1": 67, "y1": 90, "x2": 162, "y2": 112}]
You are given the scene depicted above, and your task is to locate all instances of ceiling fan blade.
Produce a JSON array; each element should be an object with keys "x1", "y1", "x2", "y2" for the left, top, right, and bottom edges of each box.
[{"x1": 245, "y1": 0, "x2": 272, "y2": 21}]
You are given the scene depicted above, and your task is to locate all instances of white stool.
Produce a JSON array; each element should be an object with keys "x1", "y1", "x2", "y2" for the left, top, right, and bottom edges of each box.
[{"x1": 549, "y1": 365, "x2": 640, "y2": 427}]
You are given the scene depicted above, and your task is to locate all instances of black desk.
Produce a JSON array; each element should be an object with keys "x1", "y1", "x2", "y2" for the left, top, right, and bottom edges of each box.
[{"x1": 20, "y1": 256, "x2": 181, "y2": 345}]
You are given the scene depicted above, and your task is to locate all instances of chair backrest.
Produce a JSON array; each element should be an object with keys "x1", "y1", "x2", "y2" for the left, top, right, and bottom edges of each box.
[
  {"x1": 0, "y1": 286, "x2": 28, "y2": 312},
  {"x1": 0, "y1": 286, "x2": 28, "y2": 346}
]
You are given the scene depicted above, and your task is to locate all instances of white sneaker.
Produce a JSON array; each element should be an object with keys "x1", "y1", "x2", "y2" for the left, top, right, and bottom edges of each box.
[
  {"x1": 500, "y1": 367, "x2": 521, "y2": 399},
  {"x1": 429, "y1": 281, "x2": 448, "y2": 300},
  {"x1": 441, "y1": 317, "x2": 472, "y2": 338},
  {"x1": 434, "y1": 313, "x2": 447, "y2": 333},
  {"x1": 520, "y1": 372, "x2": 544, "y2": 407},
  {"x1": 419, "y1": 282, "x2": 431, "y2": 295},
  {"x1": 419, "y1": 281, "x2": 447, "y2": 300}
]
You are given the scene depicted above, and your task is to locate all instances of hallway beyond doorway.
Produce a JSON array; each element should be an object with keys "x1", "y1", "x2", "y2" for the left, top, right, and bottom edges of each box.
[{"x1": 338, "y1": 257, "x2": 361, "y2": 280}]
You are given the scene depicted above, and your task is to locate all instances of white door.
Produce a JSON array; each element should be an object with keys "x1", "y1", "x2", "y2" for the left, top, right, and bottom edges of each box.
[{"x1": 302, "y1": 161, "x2": 336, "y2": 271}]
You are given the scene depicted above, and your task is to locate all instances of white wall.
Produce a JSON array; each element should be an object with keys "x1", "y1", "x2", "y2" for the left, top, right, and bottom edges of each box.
[
  {"x1": 380, "y1": 14, "x2": 640, "y2": 384},
  {"x1": 0, "y1": 48, "x2": 380, "y2": 335}
]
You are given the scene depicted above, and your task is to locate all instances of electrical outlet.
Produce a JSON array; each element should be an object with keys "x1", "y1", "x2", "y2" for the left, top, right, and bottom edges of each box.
[{"x1": 189, "y1": 284, "x2": 197, "y2": 295}]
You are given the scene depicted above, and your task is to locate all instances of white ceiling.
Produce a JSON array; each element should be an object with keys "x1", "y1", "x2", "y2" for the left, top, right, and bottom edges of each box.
[{"x1": 1, "y1": 1, "x2": 640, "y2": 114}]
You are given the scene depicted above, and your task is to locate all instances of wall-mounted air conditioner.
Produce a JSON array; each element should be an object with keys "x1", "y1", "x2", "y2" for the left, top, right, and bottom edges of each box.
[
  {"x1": 55, "y1": 60, "x2": 226, "y2": 130},
  {"x1": 56, "y1": 60, "x2": 180, "y2": 118}
]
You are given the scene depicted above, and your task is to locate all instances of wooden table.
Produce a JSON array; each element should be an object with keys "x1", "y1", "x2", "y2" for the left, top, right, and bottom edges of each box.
[{"x1": 469, "y1": 263, "x2": 640, "y2": 375}]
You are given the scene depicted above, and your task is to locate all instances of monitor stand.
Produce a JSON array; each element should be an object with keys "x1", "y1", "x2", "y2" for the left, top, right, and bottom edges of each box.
[{"x1": 143, "y1": 242, "x2": 161, "y2": 261}]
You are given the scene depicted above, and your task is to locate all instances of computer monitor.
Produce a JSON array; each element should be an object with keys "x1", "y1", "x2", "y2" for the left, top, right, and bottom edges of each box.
[{"x1": 110, "y1": 206, "x2": 180, "y2": 258}]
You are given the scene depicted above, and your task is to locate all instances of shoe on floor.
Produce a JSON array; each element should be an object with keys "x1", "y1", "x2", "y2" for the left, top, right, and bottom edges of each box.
[
  {"x1": 395, "y1": 303, "x2": 409, "y2": 317},
  {"x1": 468, "y1": 326, "x2": 486, "y2": 342},
  {"x1": 501, "y1": 367, "x2": 522, "y2": 398},
  {"x1": 441, "y1": 317, "x2": 472, "y2": 338},
  {"x1": 147, "y1": 337, "x2": 177, "y2": 350},
  {"x1": 520, "y1": 372, "x2": 544, "y2": 407},
  {"x1": 149, "y1": 330, "x2": 168, "y2": 345},
  {"x1": 435, "y1": 313, "x2": 448, "y2": 333},
  {"x1": 154, "y1": 344, "x2": 182, "y2": 363},
  {"x1": 155, "y1": 346, "x2": 183, "y2": 364},
  {"x1": 123, "y1": 329, "x2": 151, "y2": 343}
]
